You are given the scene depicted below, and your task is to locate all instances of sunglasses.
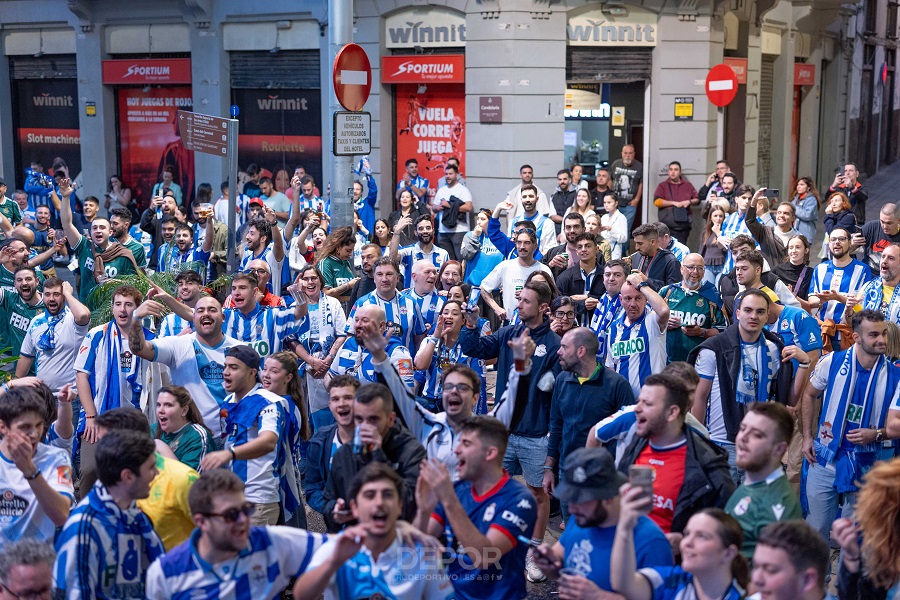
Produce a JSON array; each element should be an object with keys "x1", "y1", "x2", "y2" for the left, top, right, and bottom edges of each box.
[{"x1": 203, "y1": 502, "x2": 255, "y2": 523}]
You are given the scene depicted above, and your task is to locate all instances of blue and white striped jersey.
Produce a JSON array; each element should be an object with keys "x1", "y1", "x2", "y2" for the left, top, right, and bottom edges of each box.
[
  {"x1": 163, "y1": 246, "x2": 212, "y2": 281},
  {"x1": 54, "y1": 483, "x2": 165, "y2": 600},
  {"x1": 405, "y1": 287, "x2": 446, "y2": 333},
  {"x1": 590, "y1": 293, "x2": 623, "y2": 363},
  {"x1": 346, "y1": 290, "x2": 427, "y2": 351},
  {"x1": 330, "y1": 337, "x2": 415, "y2": 390},
  {"x1": 605, "y1": 307, "x2": 667, "y2": 399},
  {"x1": 240, "y1": 243, "x2": 287, "y2": 296},
  {"x1": 223, "y1": 385, "x2": 283, "y2": 504},
  {"x1": 396, "y1": 242, "x2": 449, "y2": 288},
  {"x1": 146, "y1": 526, "x2": 327, "y2": 600},
  {"x1": 809, "y1": 258, "x2": 872, "y2": 322},
  {"x1": 417, "y1": 336, "x2": 486, "y2": 410},
  {"x1": 720, "y1": 211, "x2": 755, "y2": 272},
  {"x1": 159, "y1": 312, "x2": 193, "y2": 337},
  {"x1": 0, "y1": 443, "x2": 73, "y2": 545},
  {"x1": 222, "y1": 304, "x2": 306, "y2": 359}
]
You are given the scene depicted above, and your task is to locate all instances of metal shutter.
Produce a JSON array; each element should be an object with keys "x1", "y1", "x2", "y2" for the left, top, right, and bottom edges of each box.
[
  {"x1": 230, "y1": 50, "x2": 320, "y2": 89},
  {"x1": 757, "y1": 55, "x2": 776, "y2": 186},
  {"x1": 566, "y1": 47, "x2": 652, "y2": 83},
  {"x1": 8, "y1": 55, "x2": 77, "y2": 79}
]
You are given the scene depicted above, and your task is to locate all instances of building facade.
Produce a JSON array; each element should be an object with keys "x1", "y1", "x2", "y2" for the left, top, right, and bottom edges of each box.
[{"x1": 0, "y1": 0, "x2": 893, "y2": 226}]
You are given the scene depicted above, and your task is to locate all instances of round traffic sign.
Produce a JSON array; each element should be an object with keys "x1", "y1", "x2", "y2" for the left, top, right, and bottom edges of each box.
[
  {"x1": 333, "y1": 44, "x2": 372, "y2": 111},
  {"x1": 705, "y1": 64, "x2": 738, "y2": 108}
]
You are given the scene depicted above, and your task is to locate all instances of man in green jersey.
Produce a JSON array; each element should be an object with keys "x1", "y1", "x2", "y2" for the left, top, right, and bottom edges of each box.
[
  {"x1": 58, "y1": 178, "x2": 140, "y2": 308},
  {"x1": 0, "y1": 266, "x2": 44, "y2": 374},
  {"x1": 660, "y1": 252, "x2": 727, "y2": 362},
  {"x1": 109, "y1": 208, "x2": 148, "y2": 269},
  {"x1": 725, "y1": 402, "x2": 801, "y2": 558},
  {"x1": 0, "y1": 234, "x2": 56, "y2": 294}
]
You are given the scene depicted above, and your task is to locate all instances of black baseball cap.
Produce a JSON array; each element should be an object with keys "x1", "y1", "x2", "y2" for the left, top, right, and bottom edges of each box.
[
  {"x1": 554, "y1": 447, "x2": 627, "y2": 504},
  {"x1": 225, "y1": 345, "x2": 261, "y2": 370}
]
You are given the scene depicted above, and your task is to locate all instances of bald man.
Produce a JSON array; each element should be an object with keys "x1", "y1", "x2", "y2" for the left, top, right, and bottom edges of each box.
[
  {"x1": 659, "y1": 253, "x2": 727, "y2": 362},
  {"x1": 407, "y1": 259, "x2": 445, "y2": 333},
  {"x1": 329, "y1": 303, "x2": 415, "y2": 390}
]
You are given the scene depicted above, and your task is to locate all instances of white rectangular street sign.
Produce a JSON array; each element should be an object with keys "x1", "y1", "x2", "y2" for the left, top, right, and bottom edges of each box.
[{"x1": 333, "y1": 111, "x2": 371, "y2": 156}]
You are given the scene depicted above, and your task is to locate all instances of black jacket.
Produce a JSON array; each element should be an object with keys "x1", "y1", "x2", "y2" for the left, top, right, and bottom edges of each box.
[
  {"x1": 139, "y1": 209, "x2": 167, "y2": 270},
  {"x1": 618, "y1": 424, "x2": 736, "y2": 533},
  {"x1": 628, "y1": 249, "x2": 681, "y2": 291},
  {"x1": 349, "y1": 274, "x2": 376, "y2": 308},
  {"x1": 717, "y1": 269, "x2": 784, "y2": 318},
  {"x1": 551, "y1": 188, "x2": 577, "y2": 232},
  {"x1": 744, "y1": 203, "x2": 787, "y2": 266},
  {"x1": 322, "y1": 422, "x2": 426, "y2": 532},
  {"x1": 305, "y1": 422, "x2": 339, "y2": 516},
  {"x1": 542, "y1": 243, "x2": 572, "y2": 279},
  {"x1": 686, "y1": 323, "x2": 792, "y2": 442},
  {"x1": 557, "y1": 262, "x2": 607, "y2": 325}
]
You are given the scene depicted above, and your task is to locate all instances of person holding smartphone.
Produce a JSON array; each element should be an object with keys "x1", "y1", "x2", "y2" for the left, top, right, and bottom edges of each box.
[{"x1": 829, "y1": 163, "x2": 868, "y2": 223}]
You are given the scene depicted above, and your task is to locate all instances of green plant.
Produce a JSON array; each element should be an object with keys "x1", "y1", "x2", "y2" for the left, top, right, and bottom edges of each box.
[{"x1": 0, "y1": 348, "x2": 18, "y2": 384}]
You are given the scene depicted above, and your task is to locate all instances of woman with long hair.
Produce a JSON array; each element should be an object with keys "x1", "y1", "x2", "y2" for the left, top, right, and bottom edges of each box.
[
  {"x1": 700, "y1": 204, "x2": 728, "y2": 286},
  {"x1": 274, "y1": 168, "x2": 291, "y2": 194},
  {"x1": 437, "y1": 260, "x2": 463, "y2": 294},
  {"x1": 388, "y1": 189, "x2": 428, "y2": 247},
  {"x1": 834, "y1": 457, "x2": 900, "y2": 599},
  {"x1": 414, "y1": 300, "x2": 488, "y2": 414},
  {"x1": 151, "y1": 385, "x2": 214, "y2": 471},
  {"x1": 599, "y1": 194, "x2": 628, "y2": 259},
  {"x1": 460, "y1": 209, "x2": 503, "y2": 287},
  {"x1": 260, "y1": 350, "x2": 309, "y2": 528},
  {"x1": 823, "y1": 191, "x2": 857, "y2": 236},
  {"x1": 106, "y1": 173, "x2": 134, "y2": 215},
  {"x1": 315, "y1": 226, "x2": 359, "y2": 304},
  {"x1": 790, "y1": 176, "x2": 821, "y2": 242},
  {"x1": 564, "y1": 188, "x2": 596, "y2": 221},
  {"x1": 613, "y1": 490, "x2": 748, "y2": 600},
  {"x1": 369, "y1": 218, "x2": 392, "y2": 254},
  {"x1": 772, "y1": 234, "x2": 814, "y2": 311},
  {"x1": 294, "y1": 265, "x2": 348, "y2": 429}
]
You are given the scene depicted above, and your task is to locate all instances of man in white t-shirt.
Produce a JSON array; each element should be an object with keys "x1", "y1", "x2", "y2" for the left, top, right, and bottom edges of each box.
[
  {"x1": 481, "y1": 229, "x2": 553, "y2": 322},
  {"x1": 507, "y1": 164, "x2": 552, "y2": 226},
  {"x1": 0, "y1": 385, "x2": 74, "y2": 545},
  {"x1": 431, "y1": 164, "x2": 472, "y2": 261},
  {"x1": 128, "y1": 295, "x2": 240, "y2": 439}
]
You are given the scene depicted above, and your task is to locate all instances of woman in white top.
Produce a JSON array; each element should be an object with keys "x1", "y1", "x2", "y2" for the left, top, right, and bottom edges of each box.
[
  {"x1": 564, "y1": 188, "x2": 597, "y2": 221},
  {"x1": 600, "y1": 194, "x2": 628, "y2": 259}
]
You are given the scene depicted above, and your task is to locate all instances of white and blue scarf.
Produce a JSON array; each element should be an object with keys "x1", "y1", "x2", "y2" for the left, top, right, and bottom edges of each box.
[{"x1": 861, "y1": 277, "x2": 900, "y2": 324}]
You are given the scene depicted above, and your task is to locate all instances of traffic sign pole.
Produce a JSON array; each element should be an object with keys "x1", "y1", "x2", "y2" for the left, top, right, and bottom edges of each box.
[
  {"x1": 328, "y1": 0, "x2": 354, "y2": 230},
  {"x1": 227, "y1": 118, "x2": 239, "y2": 274}
]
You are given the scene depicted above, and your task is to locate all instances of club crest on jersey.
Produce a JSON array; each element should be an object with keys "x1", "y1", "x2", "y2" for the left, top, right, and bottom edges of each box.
[
  {"x1": 696, "y1": 298, "x2": 704, "y2": 307},
  {"x1": 780, "y1": 319, "x2": 789, "y2": 330},
  {"x1": 732, "y1": 496, "x2": 751, "y2": 516},
  {"x1": 483, "y1": 502, "x2": 496, "y2": 522},
  {"x1": 534, "y1": 344, "x2": 547, "y2": 357}
]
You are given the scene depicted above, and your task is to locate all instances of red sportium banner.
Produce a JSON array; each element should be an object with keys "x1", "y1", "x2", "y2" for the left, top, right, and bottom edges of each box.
[
  {"x1": 382, "y1": 55, "x2": 465, "y2": 84},
  {"x1": 102, "y1": 58, "x2": 193, "y2": 85}
]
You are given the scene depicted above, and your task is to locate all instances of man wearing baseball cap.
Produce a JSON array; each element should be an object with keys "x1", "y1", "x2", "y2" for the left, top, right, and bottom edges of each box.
[
  {"x1": 200, "y1": 345, "x2": 304, "y2": 527},
  {"x1": 532, "y1": 447, "x2": 673, "y2": 596}
]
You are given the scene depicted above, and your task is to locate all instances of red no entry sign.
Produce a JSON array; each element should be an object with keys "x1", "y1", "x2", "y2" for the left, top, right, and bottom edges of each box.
[
  {"x1": 706, "y1": 64, "x2": 738, "y2": 108},
  {"x1": 333, "y1": 44, "x2": 372, "y2": 111}
]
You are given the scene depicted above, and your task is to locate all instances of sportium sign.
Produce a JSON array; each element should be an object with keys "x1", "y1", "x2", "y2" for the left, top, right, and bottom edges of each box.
[{"x1": 567, "y1": 8, "x2": 658, "y2": 47}]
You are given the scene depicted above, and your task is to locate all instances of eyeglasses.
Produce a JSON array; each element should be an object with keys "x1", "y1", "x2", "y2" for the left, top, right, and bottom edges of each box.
[
  {"x1": 443, "y1": 383, "x2": 473, "y2": 393},
  {"x1": 203, "y1": 502, "x2": 255, "y2": 523},
  {"x1": 247, "y1": 268, "x2": 270, "y2": 275},
  {"x1": 830, "y1": 236, "x2": 849, "y2": 243},
  {"x1": 0, "y1": 583, "x2": 52, "y2": 600},
  {"x1": 554, "y1": 311, "x2": 576, "y2": 319},
  {"x1": 683, "y1": 265, "x2": 705, "y2": 272}
]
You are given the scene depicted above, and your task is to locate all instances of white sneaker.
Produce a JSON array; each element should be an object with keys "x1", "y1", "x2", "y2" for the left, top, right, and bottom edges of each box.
[{"x1": 525, "y1": 551, "x2": 547, "y2": 583}]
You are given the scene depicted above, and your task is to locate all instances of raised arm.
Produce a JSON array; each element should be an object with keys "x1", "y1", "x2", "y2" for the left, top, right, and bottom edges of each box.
[
  {"x1": 610, "y1": 485, "x2": 654, "y2": 600},
  {"x1": 62, "y1": 282, "x2": 90, "y2": 327},
  {"x1": 128, "y1": 299, "x2": 168, "y2": 361},
  {"x1": 389, "y1": 216, "x2": 411, "y2": 261},
  {"x1": 57, "y1": 178, "x2": 82, "y2": 245},
  {"x1": 265, "y1": 207, "x2": 285, "y2": 263}
]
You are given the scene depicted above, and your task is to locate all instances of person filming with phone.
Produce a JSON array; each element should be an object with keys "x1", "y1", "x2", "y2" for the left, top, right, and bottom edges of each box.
[{"x1": 615, "y1": 373, "x2": 735, "y2": 555}]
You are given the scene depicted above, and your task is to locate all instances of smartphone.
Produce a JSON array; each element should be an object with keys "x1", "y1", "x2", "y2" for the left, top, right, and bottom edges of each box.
[
  {"x1": 763, "y1": 189, "x2": 780, "y2": 199},
  {"x1": 466, "y1": 287, "x2": 482, "y2": 312},
  {"x1": 629, "y1": 465, "x2": 655, "y2": 503}
]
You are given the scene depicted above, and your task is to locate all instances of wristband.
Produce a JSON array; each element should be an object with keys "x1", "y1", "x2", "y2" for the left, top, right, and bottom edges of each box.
[
  {"x1": 85, "y1": 415, "x2": 96, "y2": 419},
  {"x1": 24, "y1": 468, "x2": 42, "y2": 481},
  {"x1": 797, "y1": 362, "x2": 810, "y2": 369},
  {"x1": 427, "y1": 336, "x2": 439, "y2": 345},
  {"x1": 542, "y1": 465, "x2": 555, "y2": 471},
  {"x1": 229, "y1": 448, "x2": 237, "y2": 461},
  {"x1": 1, "y1": 383, "x2": 9, "y2": 393}
]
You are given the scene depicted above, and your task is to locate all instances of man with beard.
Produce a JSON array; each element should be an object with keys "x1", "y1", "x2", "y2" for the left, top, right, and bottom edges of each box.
[
  {"x1": 109, "y1": 207, "x2": 147, "y2": 269},
  {"x1": 850, "y1": 242, "x2": 900, "y2": 325},
  {"x1": 690, "y1": 289, "x2": 796, "y2": 484},
  {"x1": 161, "y1": 222, "x2": 214, "y2": 281},
  {"x1": 431, "y1": 164, "x2": 472, "y2": 261},
  {"x1": 532, "y1": 447, "x2": 672, "y2": 593},
  {"x1": 549, "y1": 169, "x2": 577, "y2": 234},
  {"x1": 59, "y1": 179, "x2": 140, "y2": 309},
  {"x1": 660, "y1": 253, "x2": 726, "y2": 363},
  {"x1": 606, "y1": 272, "x2": 670, "y2": 399},
  {"x1": 239, "y1": 217, "x2": 287, "y2": 296},
  {"x1": 653, "y1": 162, "x2": 699, "y2": 245},
  {"x1": 610, "y1": 145, "x2": 644, "y2": 233},
  {"x1": 801, "y1": 310, "x2": 900, "y2": 542},
  {"x1": 390, "y1": 214, "x2": 449, "y2": 289},
  {"x1": 224, "y1": 259, "x2": 285, "y2": 308},
  {"x1": 480, "y1": 230, "x2": 553, "y2": 322},
  {"x1": 628, "y1": 223, "x2": 681, "y2": 291},
  {"x1": 496, "y1": 185, "x2": 556, "y2": 255},
  {"x1": 258, "y1": 176, "x2": 291, "y2": 226},
  {"x1": 698, "y1": 160, "x2": 733, "y2": 207},
  {"x1": 592, "y1": 167, "x2": 612, "y2": 211},
  {"x1": 27, "y1": 205, "x2": 57, "y2": 278},
  {"x1": 220, "y1": 272, "x2": 307, "y2": 360},
  {"x1": 159, "y1": 270, "x2": 204, "y2": 336},
  {"x1": 141, "y1": 193, "x2": 179, "y2": 270},
  {"x1": 0, "y1": 238, "x2": 52, "y2": 294},
  {"x1": 618, "y1": 373, "x2": 735, "y2": 543},
  {"x1": 346, "y1": 257, "x2": 426, "y2": 353},
  {"x1": 725, "y1": 403, "x2": 801, "y2": 558},
  {"x1": 0, "y1": 267, "x2": 44, "y2": 374},
  {"x1": 146, "y1": 470, "x2": 327, "y2": 599},
  {"x1": 507, "y1": 164, "x2": 552, "y2": 224},
  {"x1": 190, "y1": 201, "x2": 230, "y2": 279},
  {"x1": 16, "y1": 278, "x2": 89, "y2": 393},
  {"x1": 297, "y1": 463, "x2": 453, "y2": 600},
  {"x1": 348, "y1": 243, "x2": 380, "y2": 307},
  {"x1": 74, "y1": 285, "x2": 157, "y2": 490},
  {"x1": 557, "y1": 233, "x2": 607, "y2": 323},
  {"x1": 152, "y1": 215, "x2": 178, "y2": 273},
  {"x1": 199, "y1": 345, "x2": 301, "y2": 526},
  {"x1": 808, "y1": 228, "x2": 872, "y2": 343},
  {"x1": 128, "y1": 296, "x2": 241, "y2": 439}
]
